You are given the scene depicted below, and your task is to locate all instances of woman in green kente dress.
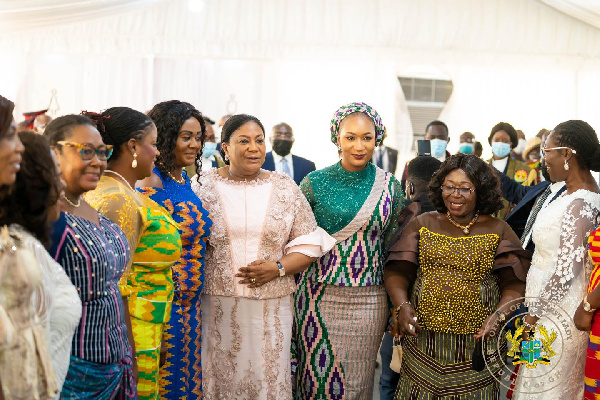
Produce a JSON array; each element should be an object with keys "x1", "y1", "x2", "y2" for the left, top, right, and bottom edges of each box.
[{"x1": 294, "y1": 102, "x2": 404, "y2": 399}]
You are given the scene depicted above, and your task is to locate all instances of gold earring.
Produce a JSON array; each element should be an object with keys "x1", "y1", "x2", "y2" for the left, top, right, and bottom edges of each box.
[{"x1": 132, "y1": 153, "x2": 138, "y2": 168}]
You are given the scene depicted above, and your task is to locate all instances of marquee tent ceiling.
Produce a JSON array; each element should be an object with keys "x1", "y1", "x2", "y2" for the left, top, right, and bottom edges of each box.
[{"x1": 540, "y1": 0, "x2": 600, "y2": 30}]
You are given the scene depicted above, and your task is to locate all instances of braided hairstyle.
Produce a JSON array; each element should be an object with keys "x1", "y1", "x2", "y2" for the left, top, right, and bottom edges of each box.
[
  {"x1": 82, "y1": 107, "x2": 154, "y2": 162},
  {"x1": 147, "y1": 100, "x2": 206, "y2": 180},
  {"x1": 553, "y1": 120, "x2": 600, "y2": 172}
]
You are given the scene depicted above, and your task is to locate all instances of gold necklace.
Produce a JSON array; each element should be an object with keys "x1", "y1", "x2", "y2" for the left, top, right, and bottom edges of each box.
[
  {"x1": 227, "y1": 166, "x2": 261, "y2": 181},
  {"x1": 105, "y1": 170, "x2": 135, "y2": 191},
  {"x1": 446, "y1": 211, "x2": 479, "y2": 235},
  {"x1": 167, "y1": 170, "x2": 185, "y2": 184},
  {"x1": 61, "y1": 194, "x2": 81, "y2": 208}
]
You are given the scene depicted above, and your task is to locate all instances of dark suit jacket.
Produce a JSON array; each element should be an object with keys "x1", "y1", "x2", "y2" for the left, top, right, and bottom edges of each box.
[
  {"x1": 375, "y1": 146, "x2": 398, "y2": 174},
  {"x1": 502, "y1": 176, "x2": 550, "y2": 240},
  {"x1": 263, "y1": 152, "x2": 316, "y2": 185}
]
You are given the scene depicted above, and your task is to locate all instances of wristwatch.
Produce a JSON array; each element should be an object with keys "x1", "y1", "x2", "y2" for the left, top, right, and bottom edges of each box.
[
  {"x1": 583, "y1": 295, "x2": 597, "y2": 313},
  {"x1": 276, "y1": 261, "x2": 285, "y2": 277},
  {"x1": 496, "y1": 310, "x2": 506, "y2": 322}
]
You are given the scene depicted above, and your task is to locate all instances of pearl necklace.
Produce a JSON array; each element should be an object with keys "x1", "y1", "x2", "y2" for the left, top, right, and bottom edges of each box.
[
  {"x1": 227, "y1": 166, "x2": 261, "y2": 181},
  {"x1": 446, "y1": 211, "x2": 479, "y2": 235},
  {"x1": 105, "y1": 170, "x2": 135, "y2": 191}
]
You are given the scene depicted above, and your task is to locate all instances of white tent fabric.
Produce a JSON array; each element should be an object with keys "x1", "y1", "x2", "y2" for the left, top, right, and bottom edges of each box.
[{"x1": 1, "y1": 0, "x2": 600, "y2": 166}]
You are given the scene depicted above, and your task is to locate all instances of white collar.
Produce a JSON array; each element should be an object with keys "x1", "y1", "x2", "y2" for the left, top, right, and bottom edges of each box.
[
  {"x1": 272, "y1": 152, "x2": 293, "y2": 164},
  {"x1": 550, "y1": 181, "x2": 566, "y2": 193}
]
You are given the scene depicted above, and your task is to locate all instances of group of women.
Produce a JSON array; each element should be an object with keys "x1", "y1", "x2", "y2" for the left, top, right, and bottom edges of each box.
[{"x1": 1, "y1": 92, "x2": 600, "y2": 400}]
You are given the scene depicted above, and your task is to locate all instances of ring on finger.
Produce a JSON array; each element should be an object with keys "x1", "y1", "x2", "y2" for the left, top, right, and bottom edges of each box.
[{"x1": 251, "y1": 277, "x2": 256, "y2": 284}]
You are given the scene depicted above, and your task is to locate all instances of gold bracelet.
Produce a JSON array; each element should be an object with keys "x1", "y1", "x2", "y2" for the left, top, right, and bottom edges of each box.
[{"x1": 395, "y1": 301, "x2": 411, "y2": 314}]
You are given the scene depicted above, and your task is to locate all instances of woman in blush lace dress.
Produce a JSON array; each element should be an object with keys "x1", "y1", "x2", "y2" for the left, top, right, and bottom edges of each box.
[
  {"x1": 514, "y1": 120, "x2": 600, "y2": 399},
  {"x1": 192, "y1": 114, "x2": 335, "y2": 400}
]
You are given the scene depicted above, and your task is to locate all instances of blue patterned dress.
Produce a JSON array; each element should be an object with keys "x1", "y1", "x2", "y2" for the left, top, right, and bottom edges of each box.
[{"x1": 138, "y1": 167, "x2": 212, "y2": 399}]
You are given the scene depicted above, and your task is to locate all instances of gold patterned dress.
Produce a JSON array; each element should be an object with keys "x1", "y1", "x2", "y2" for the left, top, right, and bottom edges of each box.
[
  {"x1": 85, "y1": 175, "x2": 182, "y2": 400},
  {"x1": 386, "y1": 212, "x2": 529, "y2": 400}
]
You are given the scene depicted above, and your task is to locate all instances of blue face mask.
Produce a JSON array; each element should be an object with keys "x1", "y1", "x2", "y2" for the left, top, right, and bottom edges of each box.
[
  {"x1": 202, "y1": 142, "x2": 218, "y2": 158},
  {"x1": 459, "y1": 143, "x2": 474, "y2": 154},
  {"x1": 430, "y1": 139, "x2": 448, "y2": 158},
  {"x1": 492, "y1": 142, "x2": 511, "y2": 158}
]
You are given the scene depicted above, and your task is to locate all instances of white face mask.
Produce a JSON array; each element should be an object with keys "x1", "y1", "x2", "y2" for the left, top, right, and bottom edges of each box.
[{"x1": 514, "y1": 138, "x2": 526, "y2": 155}]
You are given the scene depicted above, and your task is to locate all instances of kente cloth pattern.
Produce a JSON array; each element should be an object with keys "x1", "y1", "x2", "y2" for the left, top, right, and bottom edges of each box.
[
  {"x1": 159, "y1": 291, "x2": 202, "y2": 400},
  {"x1": 139, "y1": 167, "x2": 212, "y2": 399},
  {"x1": 299, "y1": 162, "x2": 404, "y2": 285},
  {"x1": 585, "y1": 225, "x2": 600, "y2": 400},
  {"x1": 294, "y1": 165, "x2": 402, "y2": 399},
  {"x1": 85, "y1": 175, "x2": 182, "y2": 400},
  {"x1": 60, "y1": 354, "x2": 137, "y2": 399},
  {"x1": 394, "y1": 331, "x2": 503, "y2": 399},
  {"x1": 329, "y1": 101, "x2": 385, "y2": 146},
  {"x1": 49, "y1": 212, "x2": 131, "y2": 365}
]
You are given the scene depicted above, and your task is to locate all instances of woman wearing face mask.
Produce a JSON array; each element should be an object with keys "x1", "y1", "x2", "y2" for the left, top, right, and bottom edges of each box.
[
  {"x1": 46, "y1": 114, "x2": 137, "y2": 399},
  {"x1": 0, "y1": 96, "x2": 60, "y2": 399},
  {"x1": 488, "y1": 122, "x2": 538, "y2": 219},
  {"x1": 139, "y1": 100, "x2": 212, "y2": 399},
  {"x1": 83, "y1": 107, "x2": 182, "y2": 400},
  {"x1": 294, "y1": 102, "x2": 404, "y2": 399}
]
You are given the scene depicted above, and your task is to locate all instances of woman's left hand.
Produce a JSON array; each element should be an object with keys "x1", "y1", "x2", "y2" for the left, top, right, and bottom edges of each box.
[
  {"x1": 474, "y1": 312, "x2": 500, "y2": 341},
  {"x1": 236, "y1": 260, "x2": 279, "y2": 288},
  {"x1": 573, "y1": 302, "x2": 594, "y2": 331}
]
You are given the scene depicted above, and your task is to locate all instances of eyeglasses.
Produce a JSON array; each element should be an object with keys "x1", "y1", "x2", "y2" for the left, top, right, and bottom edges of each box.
[
  {"x1": 441, "y1": 185, "x2": 474, "y2": 196},
  {"x1": 56, "y1": 141, "x2": 114, "y2": 161},
  {"x1": 540, "y1": 146, "x2": 577, "y2": 156}
]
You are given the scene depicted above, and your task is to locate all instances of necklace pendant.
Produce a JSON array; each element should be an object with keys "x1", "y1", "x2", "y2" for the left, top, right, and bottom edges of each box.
[{"x1": 463, "y1": 227, "x2": 469, "y2": 234}]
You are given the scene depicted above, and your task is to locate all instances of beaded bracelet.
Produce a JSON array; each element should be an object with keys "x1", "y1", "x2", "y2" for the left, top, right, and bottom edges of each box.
[{"x1": 395, "y1": 301, "x2": 411, "y2": 314}]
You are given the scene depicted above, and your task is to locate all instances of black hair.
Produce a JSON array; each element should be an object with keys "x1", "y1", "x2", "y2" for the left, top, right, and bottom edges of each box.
[
  {"x1": 474, "y1": 141, "x2": 483, "y2": 152},
  {"x1": 1, "y1": 131, "x2": 61, "y2": 248},
  {"x1": 552, "y1": 120, "x2": 600, "y2": 172},
  {"x1": 45, "y1": 114, "x2": 96, "y2": 145},
  {"x1": 0, "y1": 95, "x2": 14, "y2": 140},
  {"x1": 429, "y1": 153, "x2": 504, "y2": 215},
  {"x1": 203, "y1": 116, "x2": 215, "y2": 125},
  {"x1": 425, "y1": 120, "x2": 448, "y2": 135},
  {"x1": 82, "y1": 107, "x2": 154, "y2": 161},
  {"x1": 407, "y1": 156, "x2": 442, "y2": 183},
  {"x1": 220, "y1": 114, "x2": 265, "y2": 165},
  {"x1": 488, "y1": 122, "x2": 518, "y2": 148},
  {"x1": 147, "y1": 100, "x2": 206, "y2": 181}
]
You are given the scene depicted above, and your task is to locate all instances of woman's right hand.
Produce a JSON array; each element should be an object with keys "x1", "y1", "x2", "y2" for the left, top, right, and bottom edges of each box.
[{"x1": 395, "y1": 303, "x2": 421, "y2": 337}]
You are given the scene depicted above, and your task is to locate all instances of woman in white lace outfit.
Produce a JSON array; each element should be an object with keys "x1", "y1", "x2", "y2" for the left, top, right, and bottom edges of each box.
[
  {"x1": 514, "y1": 120, "x2": 600, "y2": 399},
  {"x1": 5, "y1": 132, "x2": 82, "y2": 396},
  {"x1": 192, "y1": 114, "x2": 335, "y2": 400}
]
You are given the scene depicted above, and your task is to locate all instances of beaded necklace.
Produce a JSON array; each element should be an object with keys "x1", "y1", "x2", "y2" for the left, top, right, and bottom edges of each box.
[{"x1": 446, "y1": 211, "x2": 479, "y2": 235}]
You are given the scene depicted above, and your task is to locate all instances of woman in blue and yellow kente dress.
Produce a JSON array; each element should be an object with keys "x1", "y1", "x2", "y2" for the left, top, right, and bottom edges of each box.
[
  {"x1": 84, "y1": 107, "x2": 182, "y2": 400},
  {"x1": 385, "y1": 154, "x2": 530, "y2": 399},
  {"x1": 294, "y1": 102, "x2": 404, "y2": 399},
  {"x1": 140, "y1": 100, "x2": 212, "y2": 399}
]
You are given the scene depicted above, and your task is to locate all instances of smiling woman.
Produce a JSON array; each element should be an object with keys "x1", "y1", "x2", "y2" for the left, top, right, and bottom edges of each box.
[{"x1": 385, "y1": 154, "x2": 530, "y2": 399}]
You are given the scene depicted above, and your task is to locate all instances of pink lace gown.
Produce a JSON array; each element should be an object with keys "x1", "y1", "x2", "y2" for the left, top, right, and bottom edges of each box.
[{"x1": 192, "y1": 169, "x2": 335, "y2": 400}]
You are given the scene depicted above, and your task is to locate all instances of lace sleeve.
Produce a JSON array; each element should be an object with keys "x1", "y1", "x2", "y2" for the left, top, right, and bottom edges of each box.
[
  {"x1": 288, "y1": 181, "x2": 319, "y2": 242},
  {"x1": 530, "y1": 198, "x2": 598, "y2": 316},
  {"x1": 382, "y1": 176, "x2": 405, "y2": 250},
  {"x1": 299, "y1": 175, "x2": 314, "y2": 208}
]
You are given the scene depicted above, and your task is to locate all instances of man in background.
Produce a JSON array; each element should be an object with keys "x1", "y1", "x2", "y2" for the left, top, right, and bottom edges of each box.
[
  {"x1": 262, "y1": 122, "x2": 316, "y2": 185},
  {"x1": 458, "y1": 131, "x2": 475, "y2": 154},
  {"x1": 372, "y1": 128, "x2": 398, "y2": 174},
  {"x1": 185, "y1": 115, "x2": 224, "y2": 177}
]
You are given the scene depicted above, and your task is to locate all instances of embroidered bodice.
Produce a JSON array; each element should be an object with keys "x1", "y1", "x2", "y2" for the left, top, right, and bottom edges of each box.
[{"x1": 193, "y1": 169, "x2": 333, "y2": 299}]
